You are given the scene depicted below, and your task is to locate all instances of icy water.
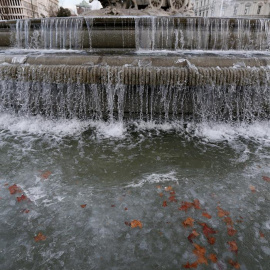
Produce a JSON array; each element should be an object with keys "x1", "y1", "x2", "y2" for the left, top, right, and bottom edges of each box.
[{"x1": 0, "y1": 114, "x2": 270, "y2": 270}]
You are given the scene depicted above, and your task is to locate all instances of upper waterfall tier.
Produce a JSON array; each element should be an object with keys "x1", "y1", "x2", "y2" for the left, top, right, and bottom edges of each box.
[{"x1": 0, "y1": 17, "x2": 270, "y2": 51}]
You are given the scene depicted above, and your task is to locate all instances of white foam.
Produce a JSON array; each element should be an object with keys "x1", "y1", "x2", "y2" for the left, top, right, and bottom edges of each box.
[
  {"x1": 89, "y1": 121, "x2": 127, "y2": 138},
  {"x1": 192, "y1": 121, "x2": 270, "y2": 144},
  {"x1": 126, "y1": 171, "x2": 178, "y2": 188},
  {"x1": 133, "y1": 120, "x2": 184, "y2": 132},
  {"x1": 0, "y1": 113, "x2": 90, "y2": 137}
]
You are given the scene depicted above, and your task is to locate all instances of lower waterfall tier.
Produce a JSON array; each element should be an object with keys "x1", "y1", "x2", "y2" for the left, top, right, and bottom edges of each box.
[{"x1": 0, "y1": 53, "x2": 270, "y2": 122}]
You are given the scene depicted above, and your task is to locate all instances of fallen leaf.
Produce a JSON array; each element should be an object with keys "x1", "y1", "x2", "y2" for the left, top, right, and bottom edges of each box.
[
  {"x1": 131, "y1": 220, "x2": 143, "y2": 229},
  {"x1": 182, "y1": 217, "x2": 194, "y2": 227},
  {"x1": 227, "y1": 227, "x2": 237, "y2": 236},
  {"x1": 159, "y1": 193, "x2": 163, "y2": 197},
  {"x1": 249, "y1": 185, "x2": 256, "y2": 193},
  {"x1": 125, "y1": 221, "x2": 131, "y2": 226},
  {"x1": 165, "y1": 186, "x2": 172, "y2": 191},
  {"x1": 34, "y1": 232, "x2": 46, "y2": 242},
  {"x1": 17, "y1": 194, "x2": 27, "y2": 202},
  {"x1": 217, "y1": 206, "x2": 229, "y2": 217},
  {"x1": 184, "y1": 244, "x2": 208, "y2": 268},
  {"x1": 80, "y1": 204, "x2": 87, "y2": 208},
  {"x1": 259, "y1": 232, "x2": 265, "y2": 238},
  {"x1": 156, "y1": 185, "x2": 161, "y2": 189},
  {"x1": 170, "y1": 191, "x2": 176, "y2": 195},
  {"x1": 202, "y1": 212, "x2": 212, "y2": 219},
  {"x1": 179, "y1": 201, "x2": 194, "y2": 212},
  {"x1": 169, "y1": 195, "x2": 177, "y2": 202},
  {"x1": 199, "y1": 223, "x2": 217, "y2": 238},
  {"x1": 223, "y1": 217, "x2": 233, "y2": 226},
  {"x1": 193, "y1": 199, "x2": 200, "y2": 209},
  {"x1": 208, "y1": 254, "x2": 217, "y2": 263},
  {"x1": 111, "y1": 205, "x2": 115, "y2": 207},
  {"x1": 207, "y1": 237, "x2": 216, "y2": 245},
  {"x1": 193, "y1": 244, "x2": 208, "y2": 265},
  {"x1": 228, "y1": 240, "x2": 238, "y2": 254},
  {"x1": 262, "y1": 176, "x2": 270, "y2": 182},
  {"x1": 183, "y1": 262, "x2": 198, "y2": 269},
  {"x1": 124, "y1": 207, "x2": 128, "y2": 211},
  {"x1": 40, "y1": 171, "x2": 52, "y2": 179},
  {"x1": 188, "y1": 230, "x2": 199, "y2": 243},
  {"x1": 228, "y1": 259, "x2": 240, "y2": 269},
  {"x1": 4, "y1": 183, "x2": 9, "y2": 186},
  {"x1": 8, "y1": 184, "x2": 22, "y2": 195},
  {"x1": 162, "y1": 201, "x2": 168, "y2": 207},
  {"x1": 22, "y1": 209, "x2": 30, "y2": 213}
]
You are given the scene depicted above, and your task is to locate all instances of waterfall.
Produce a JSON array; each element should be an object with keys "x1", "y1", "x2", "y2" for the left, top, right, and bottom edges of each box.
[
  {"x1": 0, "y1": 64, "x2": 269, "y2": 122},
  {"x1": 135, "y1": 17, "x2": 270, "y2": 51},
  {"x1": 15, "y1": 19, "x2": 30, "y2": 48},
  {"x1": 41, "y1": 17, "x2": 84, "y2": 50},
  {"x1": 11, "y1": 16, "x2": 270, "y2": 51}
]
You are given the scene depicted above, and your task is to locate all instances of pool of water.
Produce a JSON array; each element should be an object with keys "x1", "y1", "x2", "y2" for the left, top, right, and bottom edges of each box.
[{"x1": 0, "y1": 114, "x2": 270, "y2": 269}]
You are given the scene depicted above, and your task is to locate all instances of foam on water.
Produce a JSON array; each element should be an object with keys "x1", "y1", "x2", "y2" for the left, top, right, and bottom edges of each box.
[
  {"x1": 1, "y1": 113, "x2": 270, "y2": 145},
  {"x1": 126, "y1": 171, "x2": 178, "y2": 188},
  {"x1": 192, "y1": 121, "x2": 270, "y2": 145},
  {"x1": 0, "y1": 113, "x2": 90, "y2": 137}
]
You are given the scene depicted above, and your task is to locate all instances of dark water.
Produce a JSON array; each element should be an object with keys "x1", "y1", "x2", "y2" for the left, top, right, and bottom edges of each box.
[{"x1": 0, "y1": 114, "x2": 270, "y2": 270}]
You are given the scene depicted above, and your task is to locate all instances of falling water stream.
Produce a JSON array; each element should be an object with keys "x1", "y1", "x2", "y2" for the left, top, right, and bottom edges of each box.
[{"x1": 0, "y1": 17, "x2": 270, "y2": 270}]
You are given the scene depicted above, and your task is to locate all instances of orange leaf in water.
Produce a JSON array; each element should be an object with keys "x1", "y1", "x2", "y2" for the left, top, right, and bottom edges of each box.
[
  {"x1": 199, "y1": 223, "x2": 217, "y2": 238},
  {"x1": 183, "y1": 262, "x2": 198, "y2": 269},
  {"x1": 227, "y1": 227, "x2": 237, "y2": 236},
  {"x1": 34, "y1": 232, "x2": 46, "y2": 242},
  {"x1": 260, "y1": 232, "x2": 265, "y2": 238},
  {"x1": 17, "y1": 194, "x2": 27, "y2": 202},
  {"x1": 188, "y1": 230, "x2": 199, "y2": 243},
  {"x1": 228, "y1": 240, "x2": 238, "y2": 254},
  {"x1": 193, "y1": 199, "x2": 200, "y2": 209},
  {"x1": 125, "y1": 221, "x2": 131, "y2": 226},
  {"x1": 124, "y1": 207, "x2": 128, "y2": 211},
  {"x1": 169, "y1": 195, "x2": 177, "y2": 202},
  {"x1": 208, "y1": 254, "x2": 217, "y2": 263},
  {"x1": 207, "y1": 237, "x2": 216, "y2": 245},
  {"x1": 8, "y1": 184, "x2": 22, "y2": 195},
  {"x1": 182, "y1": 217, "x2": 194, "y2": 227},
  {"x1": 228, "y1": 259, "x2": 240, "y2": 269},
  {"x1": 162, "y1": 201, "x2": 168, "y2": 207},
  {"x1": 249, "y1": 185, "x2": 256, "y2": 193},
  {"x1": 217, "y1": 206, "x2": 229, "y2": 217},
  {"x1": 40, "y1": 171, "x2": 52, "y2": 179},
  {"x1": 202, "y1": 212, "x2": 212, "y2": 219},
  {"x1": 223, "y1": 217, "x2": 233, "y2": 226},
  {"x1": 80, "y1": 204, "x2": 87, "y2": 208},
  {"x1": 179, "y1": 201, "x2": 194, "y2": 212},
  {"x1": 131, "y1": 220, "x2": 143, "y2": 229},
  {"x1": 262, "y1": 176, "x2": 270, "y2": 182},
  {"x1": 193, "y1": 244, "x2": 208, "y2": 265},
  {"x1": 159, "y1": 193, "x2": 163, "y2": 197},
  {"x1": 165, "y1": 186, "x2": 172, "y2": 191}
]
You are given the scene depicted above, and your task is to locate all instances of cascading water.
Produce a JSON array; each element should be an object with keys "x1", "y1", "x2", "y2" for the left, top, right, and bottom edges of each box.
[
  {"x1": 1, "y1": 16, "x2": 270, "y2": 270},
  {"x1": 0, "y1": 64, "x2": 270, "y2": 122},
  {"x1": 135, "y1": 17, "x2": 270, "y2": 51},
  {"x1": 41, "y1": 17, "x2": 84, "y2": 50}
]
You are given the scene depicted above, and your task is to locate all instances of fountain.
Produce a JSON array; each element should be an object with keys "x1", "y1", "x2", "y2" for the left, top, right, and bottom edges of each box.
[
  {"x1": 0, "y1": 2, "x2": 270, "y2": 270},
  {"x1": 0, "y1": 14, "x2": 270, "y2": 121}
]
